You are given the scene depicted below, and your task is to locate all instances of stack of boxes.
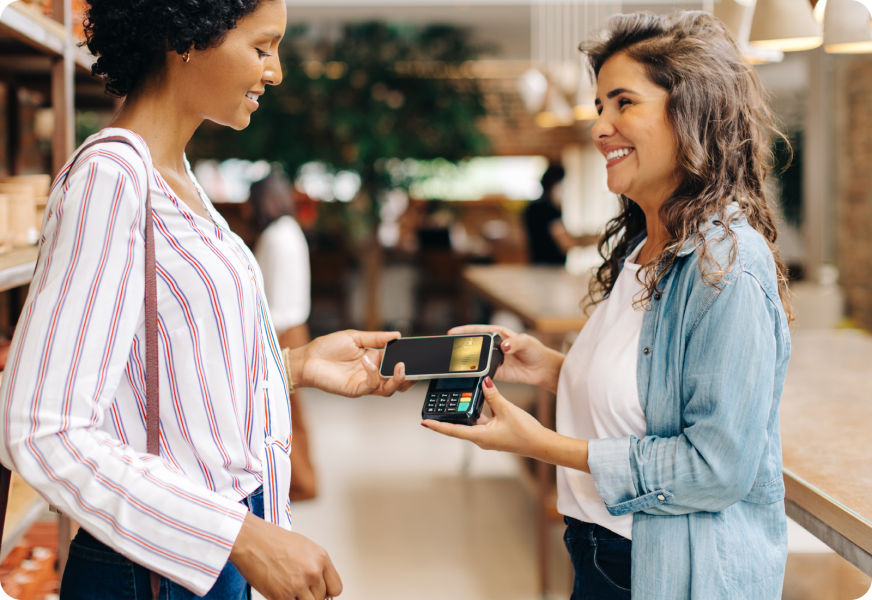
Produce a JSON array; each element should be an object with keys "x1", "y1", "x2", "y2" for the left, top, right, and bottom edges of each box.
[{"x1": 0, "y1": 175, "x2": 51, "y2": 253}]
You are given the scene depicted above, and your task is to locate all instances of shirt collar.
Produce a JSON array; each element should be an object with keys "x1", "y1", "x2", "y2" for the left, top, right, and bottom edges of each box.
[{"x1": 676, "y1": 202, "x2": 745, "y2": 257}]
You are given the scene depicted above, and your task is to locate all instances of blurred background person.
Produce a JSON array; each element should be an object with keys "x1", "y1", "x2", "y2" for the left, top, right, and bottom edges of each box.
[
  {"x1": 524, "y1": 164, "x2": 597, "y2": 265},
  {"x1": 249, "y1": 173, "x2": 318, "y2": 501}
]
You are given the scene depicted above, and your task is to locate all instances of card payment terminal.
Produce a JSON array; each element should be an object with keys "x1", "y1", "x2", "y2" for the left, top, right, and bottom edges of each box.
[{"x1": 421, "y1": 334, "x2": 503, "y2": 426}]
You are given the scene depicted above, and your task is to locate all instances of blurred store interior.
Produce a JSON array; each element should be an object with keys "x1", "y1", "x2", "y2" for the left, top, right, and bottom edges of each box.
[{"x1": 1, "y1": 0, "x2": 872, "y2": 598}]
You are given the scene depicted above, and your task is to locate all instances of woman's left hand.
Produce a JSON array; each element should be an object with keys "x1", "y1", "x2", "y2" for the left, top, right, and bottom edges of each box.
[
  {"x1": 295, "y1": 330, "x2": 417, "y2": 398},
  {"x1": 421, "y1": 377, "x2": 546, "y2": 456}
]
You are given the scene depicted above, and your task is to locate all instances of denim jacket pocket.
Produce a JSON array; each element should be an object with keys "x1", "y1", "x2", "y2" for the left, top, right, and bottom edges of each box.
[{"x1": 742, "y1": 475, "x2": 785, "y2": 504}]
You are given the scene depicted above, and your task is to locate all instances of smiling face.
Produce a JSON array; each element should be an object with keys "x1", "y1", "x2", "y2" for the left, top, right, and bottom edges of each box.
[
  {"x1": 178, "y1": 0, "x2": 286, "y2": 130},
  {"x1": 592, "y1": 52, "x2": 680, "y2": 209}
]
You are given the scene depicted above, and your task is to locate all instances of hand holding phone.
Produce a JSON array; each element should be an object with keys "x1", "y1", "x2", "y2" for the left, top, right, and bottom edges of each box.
[{"x1": 378, "y1": 334, "x2": 498, "y2": 380}]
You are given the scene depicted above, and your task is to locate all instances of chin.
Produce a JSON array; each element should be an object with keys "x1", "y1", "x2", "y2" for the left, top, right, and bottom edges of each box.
[
  {"x1": 207, "y1": 111, "x2": 252, "y2": 131},
  {"x1": 230, "y1": 116, "x2": 252, "y2": 131}
]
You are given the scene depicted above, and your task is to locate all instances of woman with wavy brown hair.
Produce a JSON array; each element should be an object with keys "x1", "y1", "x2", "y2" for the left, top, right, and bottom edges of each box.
[{"x1": 425, "y1": 11, "x2": 791, "y2": 599}]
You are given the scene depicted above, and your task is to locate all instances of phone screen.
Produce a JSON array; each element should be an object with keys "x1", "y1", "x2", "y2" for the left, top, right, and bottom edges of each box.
[{"x1": 380, "y1": 335, "x2": 491, "y2": 378}]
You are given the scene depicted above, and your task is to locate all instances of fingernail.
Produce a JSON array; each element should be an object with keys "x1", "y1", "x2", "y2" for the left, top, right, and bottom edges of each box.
[
  {"x1": 363, "y1": 355, "x2": 375, "y2": 368},
  {"x1": 484, "y1": 377, "x2": 494, "y2": 388},
  {"x1": 502, "y1": 342, "x2": 511, "y2": 352},
  {"x1": 421, "y1": 423, "x2": 429, "y2": 428}
]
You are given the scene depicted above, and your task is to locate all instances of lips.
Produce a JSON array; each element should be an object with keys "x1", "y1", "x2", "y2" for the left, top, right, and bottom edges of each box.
[{"x1": 245, "y1": 92, "x2": 260, "y2": 106}]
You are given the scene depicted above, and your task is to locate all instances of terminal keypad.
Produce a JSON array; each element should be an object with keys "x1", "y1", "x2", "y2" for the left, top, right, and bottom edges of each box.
[{"x1": 424, "y1": 390, "x2": 474, "y2": 415}]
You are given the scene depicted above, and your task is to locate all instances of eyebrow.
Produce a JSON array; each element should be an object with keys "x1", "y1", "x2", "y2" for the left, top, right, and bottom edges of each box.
[{"x1": 594, "y1": 87, "x2": 640, "y2": 106}]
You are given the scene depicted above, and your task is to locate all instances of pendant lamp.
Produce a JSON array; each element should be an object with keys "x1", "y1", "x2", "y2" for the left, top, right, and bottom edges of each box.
[
  {"x1": 517, "y1": 68, "x2": 549, "y2": 114},
  {"x1": 573, "y1": 64, "x2": 598, "y2": 121},
  {"x1": 536, "y1": 82, "x2": 575, "y2": 128},
  {"x1": 716, "y1": 0, "x2": 786, "y2": 62},
  {"x1": 749, "y1": 0, "x2": 823, "y2": 51},
  {"x1": 824, "y1": 0, "x2": 872, "y2": 53}
]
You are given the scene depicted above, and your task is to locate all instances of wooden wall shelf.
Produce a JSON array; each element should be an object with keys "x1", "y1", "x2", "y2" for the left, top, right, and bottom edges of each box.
[
  {"x1": 0, "y1": 473, "x2": 47, "y2": 563},
  {"x1": 0, "y1": 247, "x2": 38, "y2": 294}
]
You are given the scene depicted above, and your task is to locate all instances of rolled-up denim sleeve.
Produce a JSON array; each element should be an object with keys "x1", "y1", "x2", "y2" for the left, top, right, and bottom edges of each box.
[{"x1": 588, "y1": 272, "x2": 780, "y2": 516}]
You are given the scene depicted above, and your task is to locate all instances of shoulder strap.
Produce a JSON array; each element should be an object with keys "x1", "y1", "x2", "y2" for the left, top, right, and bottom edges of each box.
[
  {"x1": 0, "y1": 136, "x2": 161, "y2": 597},
  {"x1": 60, "y1": 135, "x2": 160, "y2": 456}
]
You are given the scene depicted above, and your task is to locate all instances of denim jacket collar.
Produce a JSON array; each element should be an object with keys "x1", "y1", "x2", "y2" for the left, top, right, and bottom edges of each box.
[{"x1": 619, "y1": 203, "x2": 746, "y2": 269}]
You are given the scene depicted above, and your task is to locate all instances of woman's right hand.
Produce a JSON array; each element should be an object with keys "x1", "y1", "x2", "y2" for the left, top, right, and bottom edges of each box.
[
  {"x1": 448, "y1": 325, "x2": 565, "y2": 394},
  {"x1": 230, "y1": 512, "x2": 342, "y2": 600}
]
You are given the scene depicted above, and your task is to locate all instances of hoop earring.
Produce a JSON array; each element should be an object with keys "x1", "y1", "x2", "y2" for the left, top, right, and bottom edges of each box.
[{"x1": 182, "y1": 52, "x2": 191, "y2": 63}]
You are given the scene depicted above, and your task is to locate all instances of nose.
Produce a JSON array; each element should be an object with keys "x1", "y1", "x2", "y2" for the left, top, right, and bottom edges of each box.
[
  {"x1": 264, "y1": 53, "x2": 283, "y2": 87},
  {"x1": 591, "y1": 110, "x2": 615, "y2": 142}
]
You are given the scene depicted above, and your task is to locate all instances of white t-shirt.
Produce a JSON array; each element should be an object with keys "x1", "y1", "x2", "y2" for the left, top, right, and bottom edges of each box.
[
  {"x1": 254, "y1": 215, "x2": 311, "y2": 332},
  {"x1": 555, "y1": 240, "x2": 648, "y2": 540}
]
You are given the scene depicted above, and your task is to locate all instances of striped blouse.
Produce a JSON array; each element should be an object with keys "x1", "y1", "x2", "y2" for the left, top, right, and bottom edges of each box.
[{"x1": 0, "y1": 128, "x2": 293, "y2": 595}]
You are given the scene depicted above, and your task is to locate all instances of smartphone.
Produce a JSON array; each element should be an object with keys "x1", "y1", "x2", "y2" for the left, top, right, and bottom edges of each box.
[
  {"x1": 379, "y1": 333, "x2": 497, "y2": 380},
  {"x1": 421, "y1": 335, "x2": 503, "y2": 426}
]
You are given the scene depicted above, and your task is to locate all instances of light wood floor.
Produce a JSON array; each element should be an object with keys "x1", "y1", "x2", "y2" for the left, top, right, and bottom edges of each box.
[
  {"x1": 254, "y1": 384, "x2": 870, "y2": 600},
  {"x1": 783, "y1": 553, "x2": 871, "y2": 600}
]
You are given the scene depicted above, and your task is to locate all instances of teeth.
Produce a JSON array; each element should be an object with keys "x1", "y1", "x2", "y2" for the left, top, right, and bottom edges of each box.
[
  {"x1": 606, "y1": 148, "x2": 632, "y2": 162},
  {"x1": 246, "y1": 92, "x2": 259, "y2": 103}
]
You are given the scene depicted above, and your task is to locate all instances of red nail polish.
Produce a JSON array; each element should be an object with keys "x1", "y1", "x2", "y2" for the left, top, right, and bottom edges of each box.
[
  {"x1": 421, "y1": 423, "x2": 429, "y2": 428},
  {"x1": 502, "y1": 342, "x2": 511, "y2": 352},
  {"x1": 484, "y1": 377, "x2": 494, "y2": 388}
]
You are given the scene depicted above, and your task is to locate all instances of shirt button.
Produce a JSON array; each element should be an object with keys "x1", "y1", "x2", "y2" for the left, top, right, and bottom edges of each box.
[
  {"x1": 657, "y1": 494, "x2": 665, "y2": 501},
  {"x1": 654, "y1": 293, "x2": 662, "y2": 301},
  {"x1": 643, "y1": 347, "x2": 651, "y2": 355}
]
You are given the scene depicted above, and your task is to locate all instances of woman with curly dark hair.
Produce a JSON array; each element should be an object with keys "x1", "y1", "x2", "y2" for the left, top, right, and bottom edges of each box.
[
  {"x1": 426, "y1": 11, "x2": 791, "y2": 599},
  {"x1": 0, "y1": 1, "x2": 412, "y2": 599}
]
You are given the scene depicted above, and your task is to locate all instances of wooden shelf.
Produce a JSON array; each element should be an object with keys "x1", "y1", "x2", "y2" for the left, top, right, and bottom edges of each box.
[
  {"x1": 0, "y1": 2, "x2": 66, "y2": 57},
  {"x1": 0, "y1": 247, "x2": 38, "y2": 293},
  {"x1": 0, "y1": 473, "x2": 48, "y2": 562},
  {"x1": 0, "y1": 0, "x2": 94, "y2": 74}
]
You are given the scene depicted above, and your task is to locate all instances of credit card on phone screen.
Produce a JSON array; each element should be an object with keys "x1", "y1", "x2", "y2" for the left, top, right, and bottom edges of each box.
[{"x1": 379, "y1": 334, "x2": 496, "y2": 380}]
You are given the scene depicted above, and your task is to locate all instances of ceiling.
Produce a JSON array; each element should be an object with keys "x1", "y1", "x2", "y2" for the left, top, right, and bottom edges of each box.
[{"x1": 283, "y1": 1, "x2": 706, "y2": 59}]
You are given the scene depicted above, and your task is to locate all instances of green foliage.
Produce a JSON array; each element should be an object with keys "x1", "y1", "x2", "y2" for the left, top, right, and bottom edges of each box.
[{"x1": 189, "y1": 22, "x2": 492, "y2": 191}]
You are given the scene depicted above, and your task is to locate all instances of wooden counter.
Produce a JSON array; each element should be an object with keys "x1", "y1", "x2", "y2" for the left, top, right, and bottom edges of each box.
[
  {"x1": 462, "y1": 265, "x2": 591, "y2": 333},
  {"x1": 781, "y1": 329, "x2": 872, "y2": 576}
]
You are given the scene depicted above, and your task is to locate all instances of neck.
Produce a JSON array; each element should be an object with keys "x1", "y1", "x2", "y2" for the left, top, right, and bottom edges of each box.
[{"x1": 109, "y1": 80, "x2": 203, "y2": 175}]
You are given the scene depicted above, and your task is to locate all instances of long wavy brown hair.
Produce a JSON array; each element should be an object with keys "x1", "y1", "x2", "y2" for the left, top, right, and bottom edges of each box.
[{"x1": 583, "y1": 11, "x2": 793, "y2": 320}]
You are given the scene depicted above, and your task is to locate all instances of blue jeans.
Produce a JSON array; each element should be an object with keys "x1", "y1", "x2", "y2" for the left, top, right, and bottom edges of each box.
[
  {"x1": 564, "y1": 516, "x2": 632, "y2": 600},
  {"x1": 60, "y1": 487, "x2": 264, "y2": 600}
]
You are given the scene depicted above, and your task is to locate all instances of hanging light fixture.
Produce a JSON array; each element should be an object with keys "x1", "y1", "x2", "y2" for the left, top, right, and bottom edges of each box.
[
  {"x1": 573, "y1": 66, "x2": 598, "y2": 121},
  {"x1": 537, "y1": 81, "x2": 576, "y2": 127},
  {"x1": 715, "y1": 0, "x2": 785, "y2": 62},
  {"x1": 573, "y1": 0, "x2": 599, "y2": 121},
  {"x1": 814, "y1": 0, "x2": 828, "y2": 21},
  {"x1": 824, "y1": 0, "x2": 872, "y2": 53},
  {"x1": 749, "y1": 0, "x2": 822, "y2": 51},
  {"x1": 518, "y1": 68, "x2": 549, "y2": 113}
]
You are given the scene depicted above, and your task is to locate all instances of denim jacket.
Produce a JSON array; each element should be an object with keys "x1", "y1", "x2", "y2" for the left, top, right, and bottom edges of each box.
[{"x1": 587, "y1": 206, "x2": 790, "y2": 599}]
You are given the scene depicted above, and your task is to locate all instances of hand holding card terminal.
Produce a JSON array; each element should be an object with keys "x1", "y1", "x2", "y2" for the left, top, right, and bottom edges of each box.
[{"x1": 421, "y1": 335, "x2": 503, "y2": 426}]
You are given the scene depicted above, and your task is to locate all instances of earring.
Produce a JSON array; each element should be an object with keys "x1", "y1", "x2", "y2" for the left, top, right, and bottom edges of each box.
[{"x1": 182, "y1": 52, "x2": 190, "y2": 63}]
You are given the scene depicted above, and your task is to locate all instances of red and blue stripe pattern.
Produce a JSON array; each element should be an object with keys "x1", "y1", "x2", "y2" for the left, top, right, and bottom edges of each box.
[{"x1": 0, "y1": 130, "x2": 293, "y2": 595}]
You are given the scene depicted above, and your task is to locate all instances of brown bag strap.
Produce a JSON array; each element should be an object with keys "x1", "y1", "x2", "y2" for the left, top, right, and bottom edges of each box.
[
  {"x1": 59, "y1": 136, "x2": 160, "y2": 454},
  {"x1": 0, "y1": 135, "x2": 161, "y2": 597}
]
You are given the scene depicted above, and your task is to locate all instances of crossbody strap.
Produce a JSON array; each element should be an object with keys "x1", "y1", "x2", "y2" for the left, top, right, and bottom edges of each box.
[
  {"x1": 59, "y1": 136, "x2": 160, "y2": 456},
  {"x1": 0, "y1": 135, "x2": 161, "y2": 598}
]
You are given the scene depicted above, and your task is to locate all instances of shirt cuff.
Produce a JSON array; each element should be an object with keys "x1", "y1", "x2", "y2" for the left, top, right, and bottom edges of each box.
[
  {"x1": 185, "y1": 499, "x2": 249, "y2": 595},
  {"x1": 588, "y1": 436, "x2": 638, "y2": 510},
  {"x1": 588, "y1": 436, "x2": 675, "y2": 517}
]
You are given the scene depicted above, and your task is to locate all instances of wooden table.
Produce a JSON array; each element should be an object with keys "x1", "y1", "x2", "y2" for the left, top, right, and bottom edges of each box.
[
  {"x1": 781, "y1": 329, "x2": 872, "y2": 577},
  {"x1": 462, "y1": 265, "x2": 591, "y2": 595}
]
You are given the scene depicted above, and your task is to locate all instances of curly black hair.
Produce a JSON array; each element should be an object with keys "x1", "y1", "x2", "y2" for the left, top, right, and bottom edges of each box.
[{"x1": 83, "y1": 0, "x2": 264, "y2": 97}]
